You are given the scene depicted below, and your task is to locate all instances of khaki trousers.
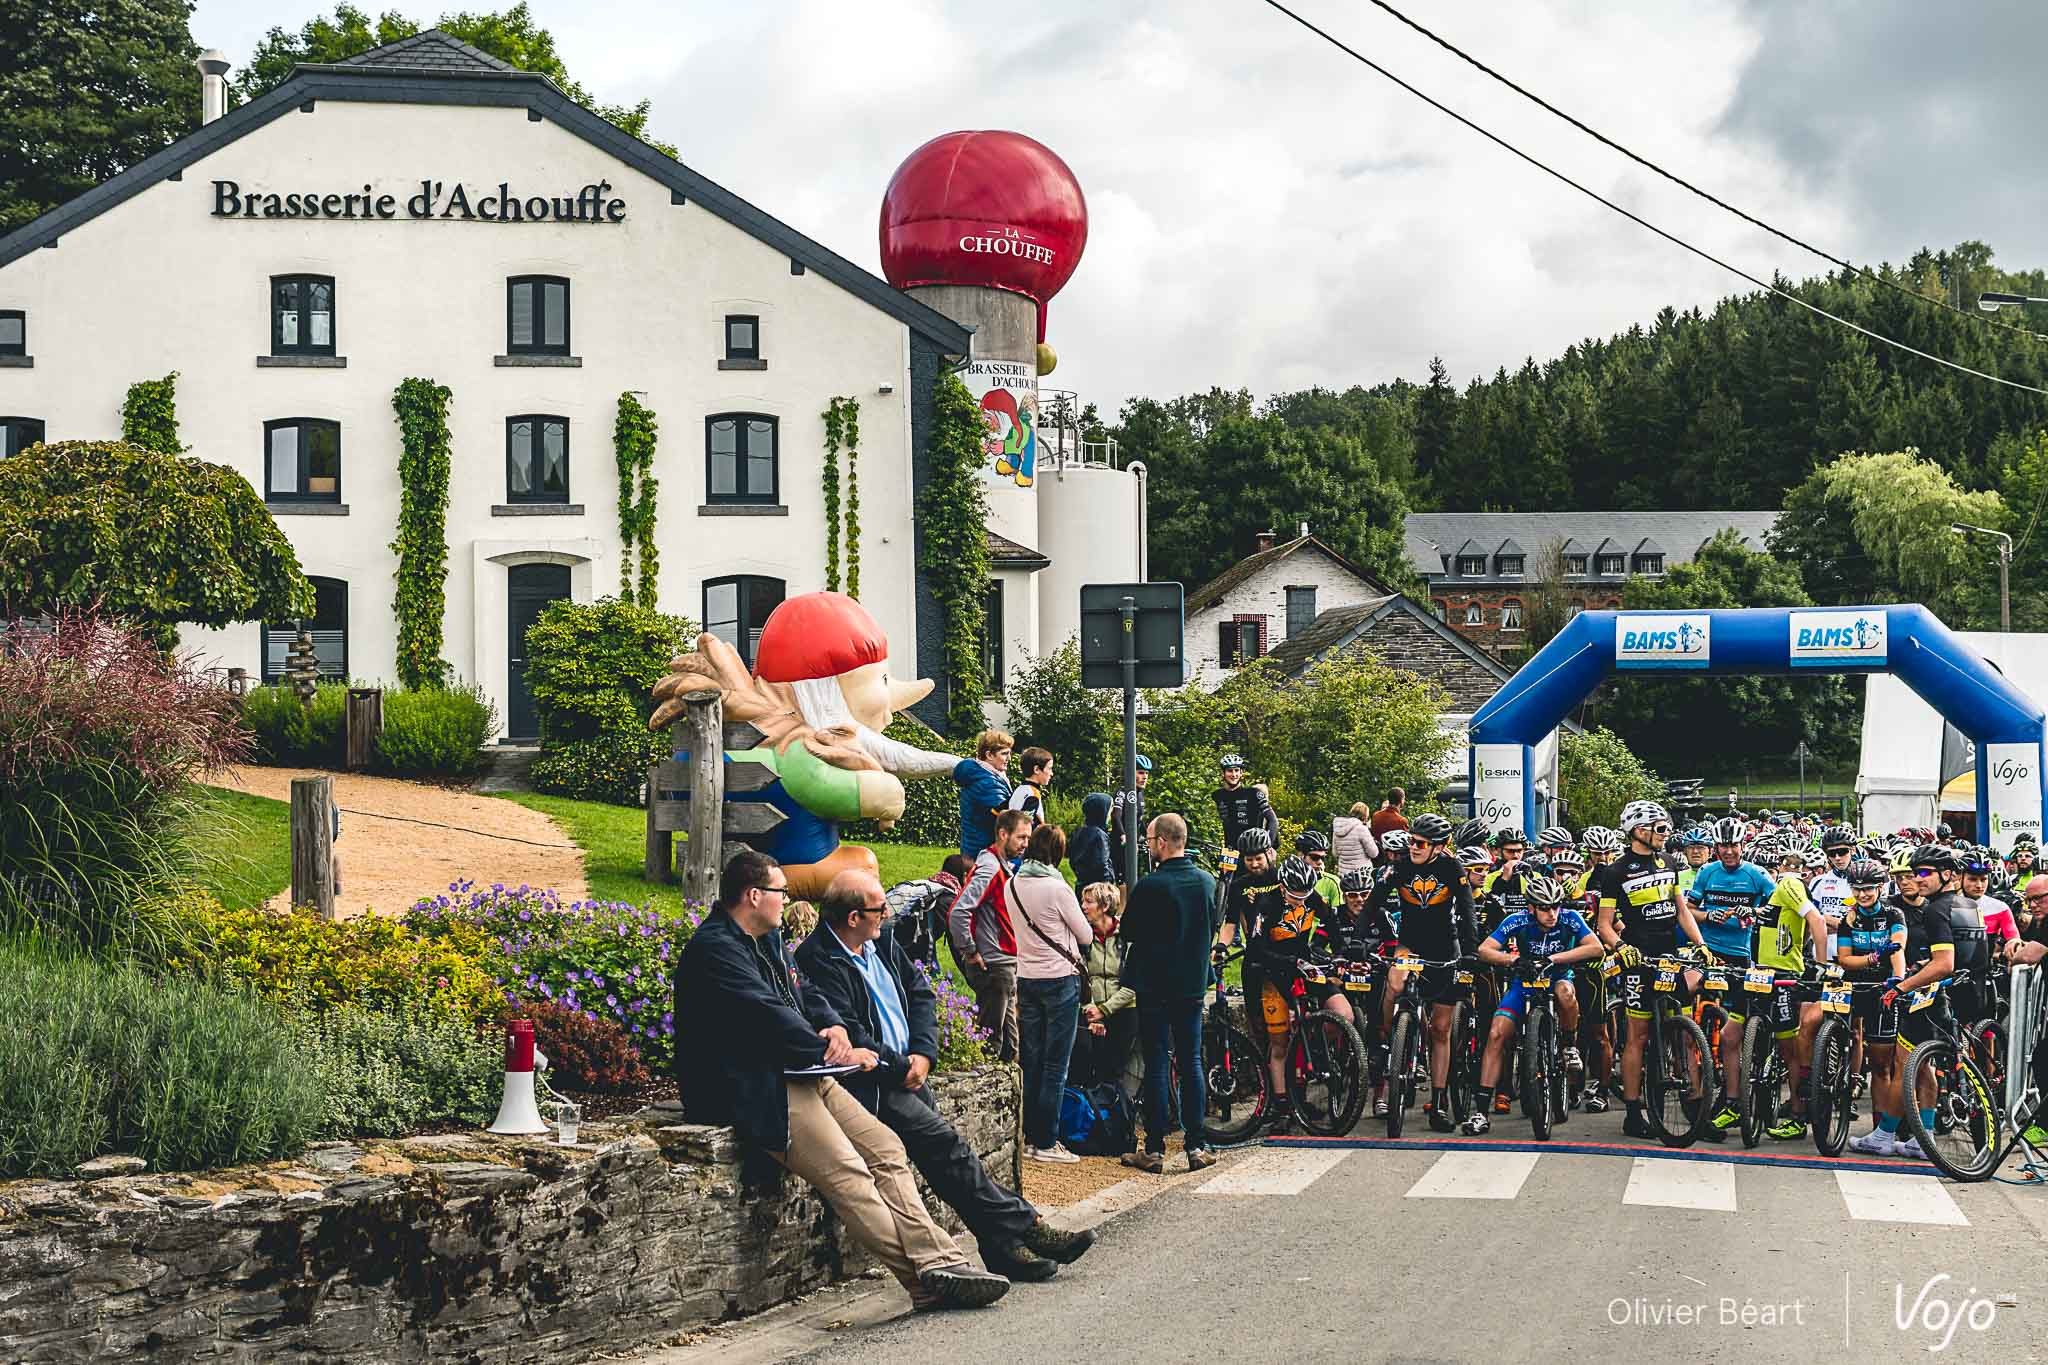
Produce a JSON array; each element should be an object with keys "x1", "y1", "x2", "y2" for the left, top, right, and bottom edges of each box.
[{"x1": 772, "y1": 1077, "x2": 963, "y2": 1288}]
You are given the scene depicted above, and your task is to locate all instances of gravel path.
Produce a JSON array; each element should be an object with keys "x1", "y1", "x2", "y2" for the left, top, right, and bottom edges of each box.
[{"x1": 206, "y1": 766, "x2": 588, "y2": 918}]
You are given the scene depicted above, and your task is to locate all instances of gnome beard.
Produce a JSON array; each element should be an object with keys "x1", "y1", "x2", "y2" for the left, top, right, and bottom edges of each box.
[{"x1": 788, "y1": 677, "x2": 957, "y2": 779}]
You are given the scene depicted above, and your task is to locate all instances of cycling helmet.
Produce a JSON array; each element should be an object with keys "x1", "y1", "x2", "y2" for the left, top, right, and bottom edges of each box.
[
  {"x1": 1410, "y1": 812, "x2": 1454, "y2": 844},
  {"x1": 1711, "y1": 816, "x2": 1746, "y2": 846},
  {"x1": 1339, "y1": 868, "x2": 1373, "y2": 895},
  {"x1": 1537, "y1": 825, "x2": 1576, "y2": 851},
  {"x1": 1911, "y1": 844, "x2": 1956, "y2": 874},
  {"x1": 1276, "y1": 856, "x2": 1318, "y2": 894},
  {"x1": 1936, "y1": 822, "x2": 1954, "y2": 840},
  {"x1": 1457, "y1": 845, "x2": 1491, "y2": 870},
  {"x1": 1845, "y1": 858, "x2": 1888, "y2": 889},
  {"x1": 1219, "y1": 753, "x2": 1246, "y2": 770},
  {"x1": 1989, "y1": 870, "x2": 2015, "y2": 901},
  {"x1": 1381, "y1": 829, "x2": 1411, "y2": 855},
  {"x1": 1801, "y1": 847, "x2": 1827, "y2": 871},
  {"x1": 1548, "y1": 847, "x2": 1585, "y2": 872},
  {"x1": 1958, "y1": 847, "x2": 1993, "y2": 875},
  {"x1": 1454, "y1": 818, "x2": 1491, "y2": 849},
  {"x1": 1821, "y1": 825, "x2": 1857, "y2": 852},
  {"x1": 1235, "y1": 827, "x2": 1274, "y2": 857},
  {"x1": 1134, "y1": 753, "x2": 1152, "y2": 772},
  {"x1": 2014, "y1": 833, "x2": 2039, "y2": 851},
  {"x1": 1679, "y1": 824, "x2": 1713, "y2": 847},
  {"x1": 1769, "y1": 810, "x2": 1794, "y2": 827},
  {"x1": 1523, "y1": 873, "x2": 1567, "y2": 909},
  {"x1": 1618, "y1": 800, "x2": 1670, "y2": 834},
  {"x1": 1294, "y1": 829, "x2": 1330, "y2": 855},
  {"x1": 1887, "y1": 843, "x2": 1914, "y2": 875},
  {"x1": 1582, "y1": 826, "x2": 1623, "y2": 855},
  {"x1": 1491, "y1": 826, "x2": 1528, "y2": 849}
]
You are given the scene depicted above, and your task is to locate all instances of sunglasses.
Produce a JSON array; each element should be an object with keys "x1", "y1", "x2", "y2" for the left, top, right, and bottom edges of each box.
[{"x1": 1912, "y1": 868, "x2": 1941, "y2": 880}]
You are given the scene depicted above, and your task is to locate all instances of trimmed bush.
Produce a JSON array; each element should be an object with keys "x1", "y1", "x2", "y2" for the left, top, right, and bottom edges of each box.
[
  {"x1": 531, "y1": 729, "x2": 668, "y2": 806},
  {"x1": 174, "y1": 900, "x2": 505, "y2": 1025},
  {"x1": 240, "y1": 682, "x2": 348, "y2": 766},
  {"x1": 291, "y1": 1000, "x2": 500, "y2": 1139},
  {"x1": 523, "y1": 597, "x2": 691, "y2": 804},
  {"x1": 511, "y1": 998, "x2": 652, "y2": 1092},
  {"x1": 0, "y1": 937, "x2": 320, "y2": 1177},
  {"x1": 377, "y1": 683, "x2": 495, "y2": 776},
  {"x1": 0, "y1": 613, "x2": 250, "y2": 955}
]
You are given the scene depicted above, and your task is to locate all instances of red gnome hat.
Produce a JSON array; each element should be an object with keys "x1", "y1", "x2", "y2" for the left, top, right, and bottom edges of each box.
[{"x1": 752, "y1": 591, "x2": 889, "y2": 683}]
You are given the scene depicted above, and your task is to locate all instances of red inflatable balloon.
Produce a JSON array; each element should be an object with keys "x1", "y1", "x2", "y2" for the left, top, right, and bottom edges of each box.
[{"x1": 879, "y1": 130, "x2": 1088, "y2": 312}]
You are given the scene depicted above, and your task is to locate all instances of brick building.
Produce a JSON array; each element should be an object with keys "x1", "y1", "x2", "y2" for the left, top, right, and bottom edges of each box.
[{"x1": 1404, "y1": 510, "x2": 1781, "y2": 659}]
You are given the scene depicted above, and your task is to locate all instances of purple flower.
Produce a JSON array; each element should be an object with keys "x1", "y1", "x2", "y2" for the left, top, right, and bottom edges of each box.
[{"x1": 606, "y1": 994, "x2": 619, "y2": 1008}]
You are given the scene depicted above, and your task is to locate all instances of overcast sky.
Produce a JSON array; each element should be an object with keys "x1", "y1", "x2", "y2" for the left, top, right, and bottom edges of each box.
[{"x1": 189, "y1": 0, "x2": 2048, "y2": 415}]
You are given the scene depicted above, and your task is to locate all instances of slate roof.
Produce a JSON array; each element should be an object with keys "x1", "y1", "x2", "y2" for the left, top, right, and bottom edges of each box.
[
  {"x1": 336, "y1": 31, "x2": 518, "y2": 75},
  {"x1": 1405, "y1": 511, "x2": 1781, "y2": 581},
  {"x1": 1186, "y1": 534, "x2": 1393, "y2": 613},
  {"x1": 987, "y1": 529, "x2": 1050, "y2": 569}
]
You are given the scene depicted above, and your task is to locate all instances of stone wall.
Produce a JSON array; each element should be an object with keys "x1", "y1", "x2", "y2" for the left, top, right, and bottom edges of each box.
[{"x1": 0, "y1": 1066, "x2": 1020, "y2": 1364}]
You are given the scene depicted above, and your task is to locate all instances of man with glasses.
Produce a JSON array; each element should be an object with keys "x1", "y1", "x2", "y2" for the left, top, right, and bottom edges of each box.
[
  {"x1": 2019, "y1": 874, "x2": 2048, "y2": 946},
  {"x1": 796, "y1": 869, "x2": 1094, "y2": 1284},
  {"x1": 677, "y1": 850, "x2": 1011, "y2": 1310},
  {"x1": 949, "y1": 810, "x2": 1034, "y2": 1063}
]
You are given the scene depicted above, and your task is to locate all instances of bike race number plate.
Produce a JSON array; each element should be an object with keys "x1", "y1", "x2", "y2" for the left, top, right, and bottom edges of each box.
[
  {"x1": 1821, "y1": 985, "x2": 1852, "y2": 1014},
  {"x1": 1219, "y1": 848, "x2": 1239, "y2": 875},
  {"x1": 1455, "y1": 968, "x2": 1475, "y2": 985},
  {"x1": 1603, "y1": 957, "x2": 1621, "y2": 980},
  {"x1": 1907, "y1": 984, "x2": 1938, "y2": 1013},
  {"x1": 1744, "y1": 966, "x2": 1775, "y2": 993},
  {"x1": 1654, "y1": 966, "x2": 1679, "y2": 992},
  {"x1": 1703, "y1": 968, "x2": 1731, "y2": 993}
]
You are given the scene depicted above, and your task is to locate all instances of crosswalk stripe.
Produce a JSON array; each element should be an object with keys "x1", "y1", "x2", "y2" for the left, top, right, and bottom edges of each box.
[
  {"x1": 1193, "y1": 1147, "x2": 1350, "y2": 1196},
  {"x1": 1833, "y1": 1170, "x2": 1970, "y2": 1226},
  {"x1": 1404, "y1": 1150, "x2": 1541, "y2": 1200},
  {"x1": 1623, "y1": 1156, "x2": 1738, "y2": 1211}
]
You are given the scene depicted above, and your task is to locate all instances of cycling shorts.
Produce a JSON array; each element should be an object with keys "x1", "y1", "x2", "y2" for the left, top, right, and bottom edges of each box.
[
  {"x1": 1850, "y1": 982, "x2": 1898, "y2": 1044},
  {"x1": 1261, "y1": 971, "x2": 1344, "y2": 1028},
  {"x1": 1895, "y1": 989, "x2": 1948, "y2": 1052},
  {"x1": 1497, "y1": 972, "x2": 1575, "y2": 1020},
  {"x1": 1619, "y1": 958, "x2": 1695, "y2": 1018},
  {"x1": 1391, "y1": 959, "x2": 1465, "y2": 1007}
]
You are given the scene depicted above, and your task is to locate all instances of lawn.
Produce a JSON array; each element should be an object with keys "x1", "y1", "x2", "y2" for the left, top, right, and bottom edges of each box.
[{"x1": 185, "y1": 785, "x2": 292, "y2": 908}]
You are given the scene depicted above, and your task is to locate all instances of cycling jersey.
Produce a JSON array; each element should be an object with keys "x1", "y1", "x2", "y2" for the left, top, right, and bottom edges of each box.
[
  {"x1": 1487, "y1": 908, "x2": 1596, "y2": 960},
  {"x1": 1213, "y1": 784, "x2": 1278, "y2": 852},
  {"x1": 1243, "y1": 886, "x2": 1332, "y2": 976},
  {"x1": 1685, "y1": 859, "x2": 1776, "y2": 960},
  {"x1": 1946, "y1": 894, "x2": 1991, "y2": 980},
  {"x1": 1677, "y1": 863, "x2": 1701, "y2": 896},
  {"x1": 1896, "y1": 892, "x2": 1956, "y2": 976},
  {"x1": 1592, "y1": 849, "x2": 1685, "y2": 954},
  {"x1": 1839, "y1": 901, "x2": 1906, "y2": 980},
  {"x1": 1753, "y1": 876, "x2": 1815, "y2": 974},
  {"x1": 1808, "y1": 870, "x2": 1851, "y2": 957},
  {"x1": 1371, "y1": 854, "x2": 1477, "y2": 961}
]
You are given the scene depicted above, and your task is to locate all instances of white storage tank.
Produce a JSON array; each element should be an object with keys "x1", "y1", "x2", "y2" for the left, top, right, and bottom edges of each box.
[{"x1": 1036, "y1": 449, "x2": 1146, "y2": 654}]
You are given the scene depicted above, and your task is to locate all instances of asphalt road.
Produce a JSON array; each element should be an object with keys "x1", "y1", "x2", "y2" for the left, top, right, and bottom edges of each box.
[{"x1": 672, "y1": 1104, "x2": 2048, "y2": 1365}]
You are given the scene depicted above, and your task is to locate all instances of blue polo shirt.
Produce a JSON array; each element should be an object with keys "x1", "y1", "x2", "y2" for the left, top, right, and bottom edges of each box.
[{"x1": 833, "y1": 929, "x2": 910, "y2": 1055}]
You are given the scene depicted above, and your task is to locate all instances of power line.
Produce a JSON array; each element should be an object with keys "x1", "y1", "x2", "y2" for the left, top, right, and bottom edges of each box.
[
  {"x1": 1255, "y1": 0, "x2": 2048, "y2": 399},
  {"x1": 1353, "y1": 0, "x2": 2048, "y2": 345}
]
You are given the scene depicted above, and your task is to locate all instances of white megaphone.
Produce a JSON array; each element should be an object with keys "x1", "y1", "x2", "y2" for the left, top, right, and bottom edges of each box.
[{"x1": 488, "y1": 1018, "x2": 550, "y2": 1135}]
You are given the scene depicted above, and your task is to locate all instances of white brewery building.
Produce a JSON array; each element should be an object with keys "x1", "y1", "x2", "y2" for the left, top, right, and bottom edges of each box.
[{"x1": 0, "y1": 34, "x2": 1144, "y2": 737}]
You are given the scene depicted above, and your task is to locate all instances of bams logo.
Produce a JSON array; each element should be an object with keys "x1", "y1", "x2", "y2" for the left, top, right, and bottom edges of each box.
[
  {"x1": 1622, "y1": 625, "x2": 1704, "y2": 654},
  {"x1": 1795, "y1": 618, "x2": 1883, "y2": 651}
]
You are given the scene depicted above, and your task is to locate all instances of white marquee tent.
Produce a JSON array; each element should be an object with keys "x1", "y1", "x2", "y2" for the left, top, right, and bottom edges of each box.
[{"x1": 1857, "y1": 630, "x2": 2048, "y2": 836}]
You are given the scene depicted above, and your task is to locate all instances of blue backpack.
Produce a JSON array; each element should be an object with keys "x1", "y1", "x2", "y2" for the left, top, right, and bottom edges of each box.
[{"x1": 1059, "y1": 1082, "x2": 1136, "y2": 1156}]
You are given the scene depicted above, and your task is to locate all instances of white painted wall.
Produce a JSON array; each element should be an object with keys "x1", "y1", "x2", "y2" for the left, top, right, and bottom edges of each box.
[
  {"x1": 1036, "y1": 461, "x2": 1144, "y2": 652},
  {"x1": 0, "y1": 99, "x2": 925, "y2": 737},
  {"x1": 1186, "y1": 544, "x2": 1388, "y2": 687}
]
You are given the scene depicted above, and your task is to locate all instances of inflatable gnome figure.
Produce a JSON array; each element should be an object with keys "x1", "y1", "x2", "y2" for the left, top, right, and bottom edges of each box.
[{"x1": 648, "y1": 591, "x2": 958, "y2": 899}]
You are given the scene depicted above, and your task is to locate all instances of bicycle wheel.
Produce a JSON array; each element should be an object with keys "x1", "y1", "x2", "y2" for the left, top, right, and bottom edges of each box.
[
  {"x1": 1290, "y1": 1009, "x2": 1368, "y2": 1136},
  {"x1": 1900, "y1": 1040, "x2": 2003, "y2": 1181},
  {"x1": 1200, "y1": 1021, "x2": 1268, "y2": 1144},
  {"x1": 1647, "y1": 1011, "x2": 1714, "y2": 1149},
  {"x1": 1974, "y1": 1021, "x2": 2008, "y2": 1100},
  {"x1": 1386, "y1": 1011, "x2": 1416, "y2": 1139},
  {"x1": 1809, "y1": 1017, "x2": 1854, "y2": 1158},
  {"x1": 1740, "y1": 1015, "x2": 1773, "y2": 1149},
  {"x1": 1521, "y1": 1009, "x2": 1554, "y2": 1141},
  {"x1": 1448, "y1": 999, "x2": 1479, "y2": 1122}
]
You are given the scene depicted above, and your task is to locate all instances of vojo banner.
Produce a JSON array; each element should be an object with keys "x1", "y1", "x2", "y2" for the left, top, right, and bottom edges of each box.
[
  {"x1": 1616, "y1": 614, "x2": 1710, "y2": 669},
  {"x1": 1986, "y1": 743, "x2": 2044, "y2": 848},
  {"x1": 1788, "y1": 609, "x2": 1887, "y2": 668},
  {"x1": 1472, "y1": 744, "x2": 1527, "y2": 833}
]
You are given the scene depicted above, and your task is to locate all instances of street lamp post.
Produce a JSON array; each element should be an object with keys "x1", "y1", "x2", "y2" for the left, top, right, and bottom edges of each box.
[
  {"x1": 1949, "y1": 522, "x2": 2012, "y2": 632},
  {"x1": 1977, "y1": 291, "x2": 2048, "y2": 313}
]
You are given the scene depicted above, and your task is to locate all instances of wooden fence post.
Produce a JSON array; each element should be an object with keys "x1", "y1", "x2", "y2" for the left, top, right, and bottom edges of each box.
[
  {"x1": 345, "y1": 687, "x2": 383, "y2": 771},
  {"x1": 290, "y1": 775, "x2": 338, "y2": 919},
  {"x1": 680, "y1": 690, "x2": 725, "y2": 905},
  {"x1": 644, "y1": 722, "x2": 680, "y2": 885}
]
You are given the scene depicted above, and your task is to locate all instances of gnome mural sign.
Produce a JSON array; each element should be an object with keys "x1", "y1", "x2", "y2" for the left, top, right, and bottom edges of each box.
[{"x1": 649, "y1": 592, "x2": 957, "y2": 898}]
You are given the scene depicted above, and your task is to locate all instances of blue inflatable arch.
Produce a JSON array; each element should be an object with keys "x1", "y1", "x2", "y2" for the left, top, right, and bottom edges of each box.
[{"x1": 1467, "y1": 606, "x2": 2047, "y2": 842}]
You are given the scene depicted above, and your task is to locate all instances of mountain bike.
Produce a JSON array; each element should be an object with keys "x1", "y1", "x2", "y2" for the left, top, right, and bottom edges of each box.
[
  {"x1": 1807, "y1": 975, "x2": 1890, "y2": 1158},
  {"x1": 1193, "y1": 949, "x2": 1269, "y2": 1144},
  {"x1": 1286, "y1": 960, "x2": 1370, "y2": 1135},
  {"x1": 1512, "y1": 956, "x2": 1572, "y2": 1141},
  {"x1": 1637, "y1": 950, "x2": 1718, "y2": 1148},
  {"x1": 1734, "y1": 964, "x2": 1801, "y2": 1149},
  {"x1": 1384, "y1": 953, "x2": 1466, "y2": 1139},
  {"x1": 1898, "y1": 971, "x2": 2019, "y2": 1181}
]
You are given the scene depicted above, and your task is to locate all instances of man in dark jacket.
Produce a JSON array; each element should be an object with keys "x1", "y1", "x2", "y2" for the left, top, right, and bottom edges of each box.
[
  {"x1": 795, "y1": 870, "x2": 1093, "y2": 1282},
  {"x1": 675, "y1": 850, "x2": 1009, "y2": 1310},
  {"x1": 1070, "y1": 793, "x2": 1116, "y2": 888},
  {"x1": 1116, "y1": 812, "x2": 1221, "y2": 1173}
]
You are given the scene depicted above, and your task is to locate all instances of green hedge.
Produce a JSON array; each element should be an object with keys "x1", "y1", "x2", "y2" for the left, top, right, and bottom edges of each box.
[
  {"x1": 0, "y1": 938, "x2": 320, "y2": 1177},
  {"x1": 240, "y1": 683, "x2": 494, "y2": 778},
  {"x1": 241, "y1": 682, "x2": 348, "y2": 767},
  {"x1": 290, "y1": 1000, "x2": 500, "y2": 1139}
]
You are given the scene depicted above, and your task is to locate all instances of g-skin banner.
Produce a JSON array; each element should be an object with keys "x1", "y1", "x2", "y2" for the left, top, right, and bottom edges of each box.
[
  {"x1": 1471, "y1": 744, "x2": 1527, "y2": 835},
  {"x1": 1467, "y1": 606, "x2": 2047, "y2": 840}
]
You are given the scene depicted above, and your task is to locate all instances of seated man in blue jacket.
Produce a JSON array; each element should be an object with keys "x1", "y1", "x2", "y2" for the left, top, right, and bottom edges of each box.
[
  {"x1": 795, "y1": 869, "x2": 1094, "y2": 1283},
  {"x1": 675, "y1": 849, "x2": 1010, "y2": 1311}
]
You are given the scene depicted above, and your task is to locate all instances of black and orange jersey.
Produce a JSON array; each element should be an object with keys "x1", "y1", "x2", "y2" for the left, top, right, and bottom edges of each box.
[
  {"x1": 1372, "y1": 853, "x2": 1477, "y2": 961},
  {"x1": 1243, "y1": 885, "x2": 1331, "y2": 975}
]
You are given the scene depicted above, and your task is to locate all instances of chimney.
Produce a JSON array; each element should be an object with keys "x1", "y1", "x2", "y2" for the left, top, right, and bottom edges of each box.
[
  {"x1": 197, "y1": 49, "x2": 231, "y2": 125},
  {"x1": 1254, "y1": 529, "x2": 1275, "y2": 553}
]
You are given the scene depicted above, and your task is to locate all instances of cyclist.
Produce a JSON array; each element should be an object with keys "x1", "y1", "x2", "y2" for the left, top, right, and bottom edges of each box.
[
  {"x1": 1244, "y1": 855, "x2": 1356, "y2": 1131},
  {"x1": 2014, "y1": 836, "x2": 2039, "y2": 884},
  {"x1": 1965, "y1": 850, "x2": 2021, "y2": 947},
  {"x1": 1334, "y1": 865, "x2": 1397, "y2": 1116},
  {"x1": 1676, "y1": 825, "x2": 1714, "y2": 894},
  {"x1": 1593, "y1": 800, "x2": 1715, "y2": 1140},
  {"x1": 1942, "y1": 847, "x2": 1995, "y2": 1027},
  {"x1": 1840, "y1": 855, "x2": 1909, "y2": 1157},
  {"x1": 1748, "y1": 839, "x2": 1834, "y2": 1141},
  {"x1": 1479, "y1": 830, "x2": 1539, "y2": 1113},
  {"x1": 1369, "y1": 811, "x2": 1478, "y2": 1132},
  {"x1": 1213, "y1": 827, "x2": 1280, "y2": 1082},
  {"x1": 1214, "y1": 754, "x2": 1279, "y2": 854},
  {"x1": 1874, "y1": 844, "x2": 1962, "y2": 1157},
  {"x1": 1295, "y1": 829, "x2": 1341, "y2": 908},
  {"x1": 1469, "y1": 873, "x2": 1602, "y2": 1134},
  {"x1": 1492, "y1": 827, "x2": 1529, "y2": 866},
  {"x1": 1685, "y1": 816, "x2": 1776, "y2": 1141},
  {"x1": 1538, "y1": 838, "x2": 1610, "y2": 1110}
]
